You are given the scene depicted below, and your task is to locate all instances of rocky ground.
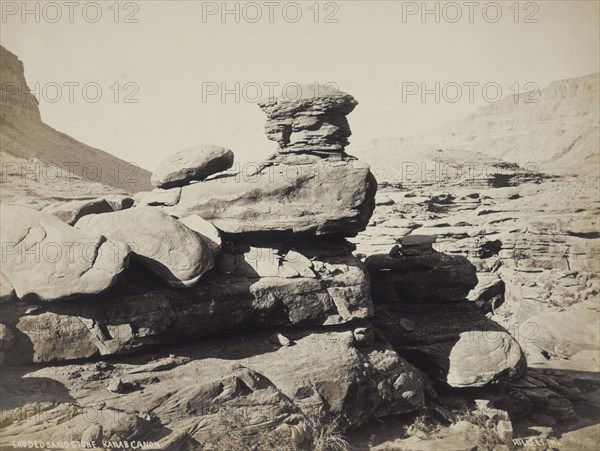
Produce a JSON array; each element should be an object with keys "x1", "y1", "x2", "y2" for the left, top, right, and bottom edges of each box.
[
  {"x1": 1, "y1": 46, "x2": 598, "y2": 451},
  {"x1": 346, "y1": 166, "x2": 600, "y2": 449}
]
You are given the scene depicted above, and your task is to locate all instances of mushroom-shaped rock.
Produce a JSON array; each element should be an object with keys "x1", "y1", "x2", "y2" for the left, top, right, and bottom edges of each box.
[{"x1": 258, "y1": 84, "x2": 358, "y2": 154}]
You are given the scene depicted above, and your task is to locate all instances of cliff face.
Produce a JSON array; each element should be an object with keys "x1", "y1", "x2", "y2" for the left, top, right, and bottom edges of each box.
[
  {"x1": 0, "y1": 46, "x2": 152, "y2": 194},
  {"x1": 357, "y1": 73, "x2": 600, "y2": 179},
  {"x1": 0, "y1": 46, "x2": 41, "y2": 122}
]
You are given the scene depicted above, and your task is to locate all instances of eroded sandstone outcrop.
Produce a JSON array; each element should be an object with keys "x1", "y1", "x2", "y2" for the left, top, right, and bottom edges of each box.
[{"x1": 0, "y1": 205, "x2": 130, "y2": 302}]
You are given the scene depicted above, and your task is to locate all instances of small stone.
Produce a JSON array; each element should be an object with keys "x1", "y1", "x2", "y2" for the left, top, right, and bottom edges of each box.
[
  {"x1": 496, "y1": 419, "x2": 513, "y2": 443},
  {"x1": 400, "y1": 235, "x2": 437, "y2": 256},
  {"x1": 376, "y1": 195, "x2": 395, "y2": 206},
  {"x1": 399, "y1": 318, "x2": 416, "y2": 332},
  {"x1": 353, "y1": 327, "x2": 375, "y2": 346},
  {"x1": 106, "y1": 377, "x2": 124, "y2": 393},
  {"x1": 269, "y1": 333, "x2": 293, "y2": 347}
]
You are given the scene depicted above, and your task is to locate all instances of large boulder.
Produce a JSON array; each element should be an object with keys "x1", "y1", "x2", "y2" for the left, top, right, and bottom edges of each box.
[
  {"x1": 0, "y1": 205, "x2": 129, "y2": 301},
  {"x1": 258, "y1": 85, "x2": 358, "y2": 154},
  {"x1": 75, "y1": 208, "x2": 213, "y2": 288},
  {"x1": 151, "y1": 145, "x2": 234, "y2": 188},
  {"x1": 10, "y1": 244, "x2": 372, "y2": 362},
  {"x1": 375, "y1": 302, "x2": 527, "y2": 388},
  {"x1": 169, "y1": 156, "x2": 377, "y2": 236}
]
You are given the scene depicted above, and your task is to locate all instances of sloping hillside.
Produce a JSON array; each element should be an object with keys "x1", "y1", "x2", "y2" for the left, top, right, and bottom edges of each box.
[
  {"x1": 0, "y1": 45, "x2": 152, "y2": 198},
  {"x1": 356, "y1": 73, "x2": 599, "y2": 181}
]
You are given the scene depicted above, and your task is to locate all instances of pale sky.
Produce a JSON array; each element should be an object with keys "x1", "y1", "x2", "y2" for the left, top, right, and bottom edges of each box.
[{"x1": 2, "y1": 1, "x2": 599, "y2": 170}]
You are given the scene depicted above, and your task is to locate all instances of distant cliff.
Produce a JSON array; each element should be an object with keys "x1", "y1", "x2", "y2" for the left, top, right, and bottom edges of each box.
[
  {"x1": 0, "y1": 45, "x2": 152, "y2": 193},
  {"x1": 356, "y1": 73, "x2": 599, "y2": 180}
]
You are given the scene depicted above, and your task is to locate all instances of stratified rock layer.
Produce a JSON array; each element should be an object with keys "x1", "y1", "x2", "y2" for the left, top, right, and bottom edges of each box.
[
  {"x1": 366, "y1": 248, "x2": 478, "y2": 304},
  {"x1": 258, "y1": 85, "x2": 358, "y2": 154},
  {"x1": 4, "y1": 242, "x2": 372, "y2": 362}
]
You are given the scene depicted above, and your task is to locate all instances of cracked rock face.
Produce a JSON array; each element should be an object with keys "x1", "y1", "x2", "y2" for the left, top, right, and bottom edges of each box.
[
  {"x1": 0, "y1": 205, "x2": 129, "y2": 302},
  {"x1": 75, "y1": 207, "x2": 214, "y2": 288},
  {"x1": 258, "y1": 85, "x2": 358, "y2": 154}
]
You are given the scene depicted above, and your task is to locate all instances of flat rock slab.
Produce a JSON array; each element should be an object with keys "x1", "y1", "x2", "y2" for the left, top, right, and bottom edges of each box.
[
  {"x1": 366, "y1": 251, "x2": 478, "y2": 304},
  {"x1": 0, "y1": 205, "x2": 129, "y2": 302},
  {"x1": 169, "y1": 158, "x2": 377, "y2": 236}
]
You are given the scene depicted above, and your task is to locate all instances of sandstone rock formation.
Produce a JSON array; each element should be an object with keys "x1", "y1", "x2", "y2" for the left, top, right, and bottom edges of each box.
[
  {"x1": 5, "y1": 242, "x2": 373, "y2": 362},
  {"x1": 258, "y1": 84, "x2": 357, "y2": 155},
  {"x1": 75, "y1": 208, "x2": 214, "y2": 288},
  {"x1": 375, "y1": 301, "x2": 527, "y2": 387},
  {"x1": 0, "y1": 73, "x2": 554, "y2": 448},
  {"x1": 0, "y1": 205, "x2": 129, "y2": 301},
  {"x1": 151, "y1": 145, "x2": 234, "y2": 188},
  {"x1": 170, "y1": 156, "x2": 376, "y2": 236},
  {"x1": 41, "y1": 198, "x2": 114, "y2": 225}
]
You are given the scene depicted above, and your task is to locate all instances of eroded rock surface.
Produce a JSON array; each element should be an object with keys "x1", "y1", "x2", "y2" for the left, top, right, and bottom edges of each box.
[
  {"x1": 75, "y1": 208, "x2": 214, "y2": 288},
  {"x1": 0, "y1": 205, "x2": 129, "y2": 301}
]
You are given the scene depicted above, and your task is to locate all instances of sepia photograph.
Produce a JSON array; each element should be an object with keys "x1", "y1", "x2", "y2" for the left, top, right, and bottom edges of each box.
[{"x1": 0, "y1": 1, "x2": 599, "y2": 450}]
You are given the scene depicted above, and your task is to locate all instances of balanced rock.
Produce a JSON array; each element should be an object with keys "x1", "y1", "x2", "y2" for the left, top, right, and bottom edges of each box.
[
  {"x1": 170, "y1": 157, "x2": 376, "y2": 236},
  {"x1": 75, "y1": 208, "x2": 214, "y2": 288},
  {"x1": 151, "y1": 145, "x2": 234, "y2": 188},
  {"x1": 366, "y1": 246, "x2": 478, "y2": 304},
  {"x1": 0, "y1": 205, "x2": 129, "y2": 301},
  {"x1": 258, "y1": 84, "x2": 358, "y2": 154},
  {"x1": 178, "y1": 215, "x2": 222, "y2": 256}
]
